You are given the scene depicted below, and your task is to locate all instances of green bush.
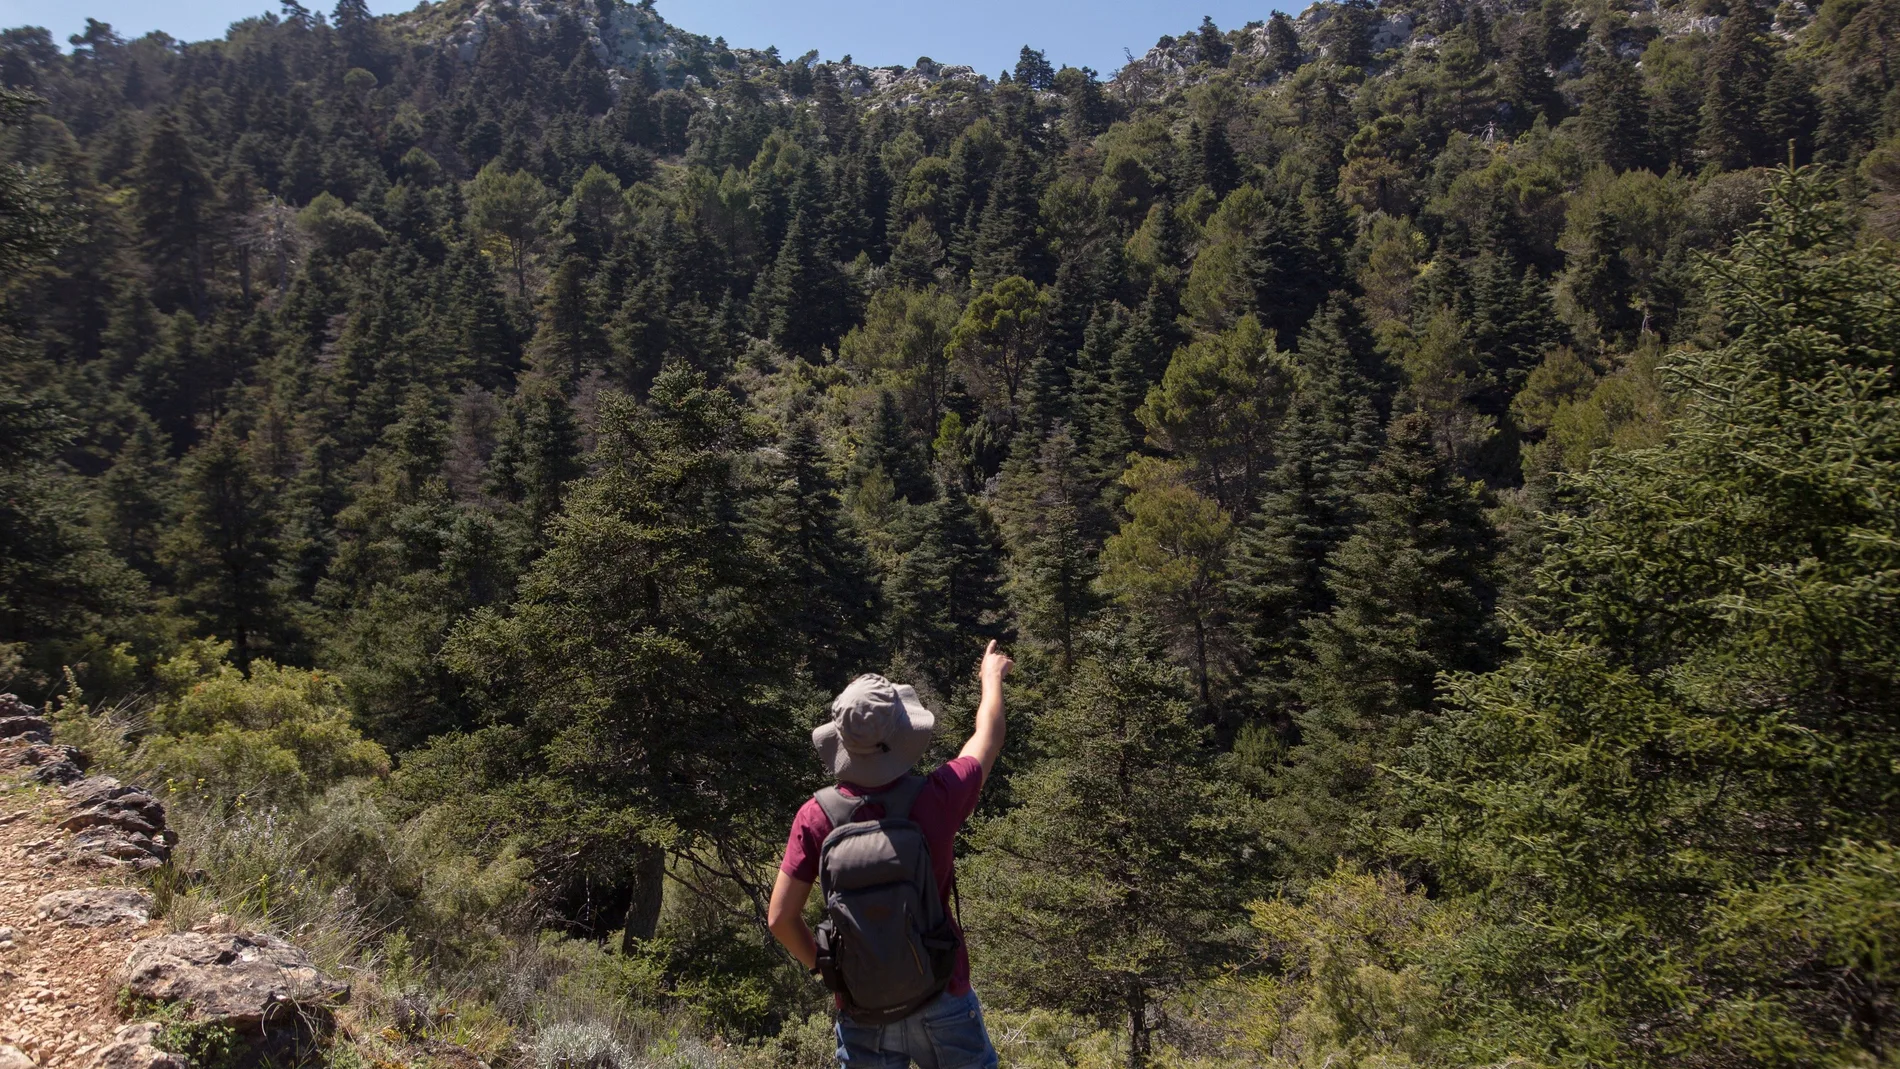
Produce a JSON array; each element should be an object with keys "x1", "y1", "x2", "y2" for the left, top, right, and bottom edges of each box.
[{"x1": 142, "y1": 642, "x2": 389, "y2": 807}]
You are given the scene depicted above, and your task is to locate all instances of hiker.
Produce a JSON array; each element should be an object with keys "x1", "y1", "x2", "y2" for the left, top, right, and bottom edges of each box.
[{"x1": 767, "y1": 640, "x2": 1014, "y2": 1069}]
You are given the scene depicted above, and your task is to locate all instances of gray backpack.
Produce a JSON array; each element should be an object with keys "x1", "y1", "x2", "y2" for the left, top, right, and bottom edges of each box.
[{"x1": 811, "y1": 774, "x2": 960, "y2": 1023}]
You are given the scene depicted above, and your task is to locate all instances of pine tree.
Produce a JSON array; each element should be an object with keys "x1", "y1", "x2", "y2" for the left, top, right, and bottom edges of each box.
[
  {"x1": 1275, "y1": 412, "x2": 1499, "y2": 871},
  {"x1": 1099, "y1": 458, "x2": 1235, "y2": 713},
  {"x1": 1136, "y1": 315, "x2": 1295, "y2": 514},
  {"x1": 967, "y1": 625, "x2": 1257, "y2": 1068}
]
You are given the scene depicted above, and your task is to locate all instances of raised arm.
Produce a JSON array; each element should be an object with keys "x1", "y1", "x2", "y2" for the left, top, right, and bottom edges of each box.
[{"x1": 958, "y1": 640, "x2": 1013, "y2": 782}]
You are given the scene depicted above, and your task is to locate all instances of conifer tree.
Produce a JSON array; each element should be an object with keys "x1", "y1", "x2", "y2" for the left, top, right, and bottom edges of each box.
[
  {"x1": 765, "y1": 160, "x2": 852, "y2": 358},
  {"x1": 1099, "y1": 458, "x2": 1235, "y2": 712},
  {"x1": 1266, "y1": 13, "x2": 1303, "y2": 75},
  {"x1": 1579, "y1": 45, "x2": 1650, "y2": 172},
  {"x1": 967, "y1": 625, "x2": 1257, "y2": 1067},
  {"x1": 884, "y1": 470, "x2": 1007, "y2": 692},
  {"x1": 996, "y1": 424, "x2": 1106, "y2": 667},
  {"x1": 131, "y1": 110, "x2": 214, "y2": 317},
  {"x1": 753, "y1": 418, "x2": 884, "y2": 691},
  {"x1": 1137, "y1": 315, "x2": 1295, "y2": 513},
  {"x1": 1700, "y1": 3, "x2": 1774, "y2": 171},
  {"x1": 446, "y1": 370, "x2": 803, "y2": 946},
  {"x1": 1400, "y1": 168, "x2": 1900, "y2": 1061},
  {"x1": 486, "y1": 376, "x2": 584, "y2": 550},
  {"x1": 159, "y1": 420, "x2": 294, "y2": 667},
  {"x1": 1275, "y1": 412, "x2": 1499, "y2": 871}
]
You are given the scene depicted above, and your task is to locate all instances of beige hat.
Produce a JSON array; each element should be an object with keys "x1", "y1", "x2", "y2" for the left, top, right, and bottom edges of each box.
[{"x1": 812, "y1": 674, "x2": 937, "y2": 787}]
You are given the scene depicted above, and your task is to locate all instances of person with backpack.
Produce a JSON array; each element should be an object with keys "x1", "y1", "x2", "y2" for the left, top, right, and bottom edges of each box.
[{"x1": 767, "y1": 641, "x2": 1014, "y2": 1068}]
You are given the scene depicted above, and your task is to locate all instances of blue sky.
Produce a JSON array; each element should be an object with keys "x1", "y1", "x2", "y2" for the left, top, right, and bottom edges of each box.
[{"x1": 0, "y1": 0, "x2": 1285, "y2": 78}]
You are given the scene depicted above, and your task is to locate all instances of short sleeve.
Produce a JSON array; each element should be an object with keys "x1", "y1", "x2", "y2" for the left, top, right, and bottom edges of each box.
[
  {"x1": 929, "y1": 755, "x2": 986, "y2": 826},
  {"x1": 779, "y1": 798, "x2": 828, "y2": 882}
]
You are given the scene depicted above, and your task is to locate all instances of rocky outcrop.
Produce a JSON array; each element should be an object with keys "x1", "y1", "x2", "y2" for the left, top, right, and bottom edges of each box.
[
  {"x1": 120, "y1": 930, "x2": 350, "y2": 1034},
  {"x1": 0, "y1": 703, "x2": 88, "y2": 786},
  {"x1": 36, "y1": 888, "x2": 153, "y2": 928},
  {"x1": 57, "y1": 778, "x2": 175, "y2": 871},
  {"x1": 86, "y1": 1024, "x2": 190, "y2": 1069}
]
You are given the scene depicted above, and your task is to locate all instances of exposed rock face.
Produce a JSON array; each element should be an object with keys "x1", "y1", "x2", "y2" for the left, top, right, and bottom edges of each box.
[
  {"x1": 0, "y1": 741, "x2": 87, "y2": 785},
  {"x1": 0, "y1": 694, "x2": 52, "y2": 743},
  {"x1": 86, "y1": 1025, "x2": 189, "y2": 1069},
  {"x1": 58, "y1": 778, "x2": 175, "y2": 870},
  {"x1": 121, "y1": 931, "x2": 350, "y2": 1034},
  {"x1": 35, "y1": 887, "x2": 153, "y2": 928}
]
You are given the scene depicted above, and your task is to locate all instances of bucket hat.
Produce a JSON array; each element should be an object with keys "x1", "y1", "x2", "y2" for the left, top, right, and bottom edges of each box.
[{"x1": 813, "y1": 674, "x2": 936, "y2": 787}]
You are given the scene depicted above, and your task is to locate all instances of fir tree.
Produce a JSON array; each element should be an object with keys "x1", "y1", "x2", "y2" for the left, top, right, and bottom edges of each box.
[
  {"x1": 159, "y1": 420, "x2": 294, "y2": 667},
  {"x1": 884, "y1": 471, "x2": 1007, "y2": 692},
  {"x1": 1276, "y1": 412, "x2": 1499, "y2": 871},
  {"x1": 1700, "y1": 3, "x2": 1775, "y2": 172},
  {"x1": 967, "y1": 625, "x2": 1257, "y2": 1067},
  {"x1": 131, "y1": 110, "x2": 214, "y2": 317},
  {"x1": 1579, "y1": 45, "x2": 1650, "y2": 172},
  {"x1": 752, "y1": 417, "x2": 885, "y2": 691},
  {"x1": 446, "y1": 370, "x2": 804, "y2": 946}
]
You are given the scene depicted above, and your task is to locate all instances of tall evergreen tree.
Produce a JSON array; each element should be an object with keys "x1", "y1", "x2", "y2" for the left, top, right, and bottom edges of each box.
[
  {"x1": 159, "y1": 420, "x2": 294, "y2": 667},
  {"x1": 131, "y1": 110, "x2": 214, "y2": 317},
  {"x1": 1275, "y1": 412, "x2": 1499, "y2": 871},
  {"x1": 967, "y1": 625, "x2": 1257, "y2": 1068},
  {"x1": 752, "y1": 418, "x2": 884, "y2": 691},
  {"x1": 445, "y1": 370, "x2": 803, "y2": 946},
  {"x1": 1700, "y1": 3, "x2": 1775, "y2": 171}
]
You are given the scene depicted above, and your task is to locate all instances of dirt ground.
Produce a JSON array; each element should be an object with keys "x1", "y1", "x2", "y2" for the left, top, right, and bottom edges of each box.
[{"x1": 0, "y1": 780, "x2": 157, "y2": 1068}]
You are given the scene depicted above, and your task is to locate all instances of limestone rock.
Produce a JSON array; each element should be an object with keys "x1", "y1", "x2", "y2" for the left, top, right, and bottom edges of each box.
[
  {"x1": 0, "y1": 1045, "x2": 35, "y2": 1069},
  {"x1": 88, "y1": 1024, "x2": 190, "y2": 1069},
  {"x1": 36, "y1": 887, "x2": 153, "y2": 927},
  {"x1": 121, "y1": 931, "x2": 350, "y2": 1034},
  {"x1": 0, "y1": 924, "x2": 17, "y2": 948}
]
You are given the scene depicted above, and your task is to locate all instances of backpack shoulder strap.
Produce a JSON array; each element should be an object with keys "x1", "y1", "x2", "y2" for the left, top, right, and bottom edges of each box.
[
  {"x1": 874, "y1": 773, "x2": 929, "y2": 822},
  {"x1": 814, "y1": 786, "x2": 860, "y2": 830}
]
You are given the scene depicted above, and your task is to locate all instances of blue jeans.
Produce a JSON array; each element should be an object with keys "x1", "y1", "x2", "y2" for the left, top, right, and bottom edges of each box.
[{"x1": 835, "y1": 989, "x2": 999, "y2": 1069}]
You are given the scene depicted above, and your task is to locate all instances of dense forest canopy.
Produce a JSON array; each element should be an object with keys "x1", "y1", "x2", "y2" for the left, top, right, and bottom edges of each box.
[{"x1": 2, "y1": 0, "x2": 1899, "y2": 1064}]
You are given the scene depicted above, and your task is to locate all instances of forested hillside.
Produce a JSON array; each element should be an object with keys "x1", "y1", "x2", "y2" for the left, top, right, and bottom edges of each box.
[{"x1": 2, "y1": 0, "x2": 1899, "y2": 1064}]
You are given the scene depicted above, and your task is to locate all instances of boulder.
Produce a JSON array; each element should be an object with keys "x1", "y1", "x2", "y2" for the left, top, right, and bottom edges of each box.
[
  {"x1": 0, "y1": 741, "x2": 87, "y2": 785},
  {"x1": 88, "y1": 1024, "x2": 189, "y2": 1069},
  {"x1": 67, "y1": 825, "x2": 174, "y2": 871},
  {"x1": 0, "y1": 711, "x2": 51, "y2": 744},
  {"x1": 0, "y1": 1045, "x2": 36, "y2": 1069},
  {"x1": 121, "y1": 931, "x2": 350, "y2": 1034},
  {"x1": 60, "y1": 778, "x2": 174, "y2": 869},
  {"x1": 35, "y1": 887, "x2": 153, "y2": 927}
]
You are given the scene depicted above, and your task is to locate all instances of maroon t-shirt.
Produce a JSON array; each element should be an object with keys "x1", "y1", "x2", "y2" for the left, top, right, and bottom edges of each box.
[{"x1": 780, "y1": 755, "x2": 984, "y2": 996}]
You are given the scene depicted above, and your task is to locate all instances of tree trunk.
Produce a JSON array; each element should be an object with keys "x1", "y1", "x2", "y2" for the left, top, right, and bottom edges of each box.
[
  {"x1": 620, "y1": 841, "x2": 667, "y2": 950},
  {"x1": 1126, "y1": 986, "x2": 1148, "y2": 1069}
]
